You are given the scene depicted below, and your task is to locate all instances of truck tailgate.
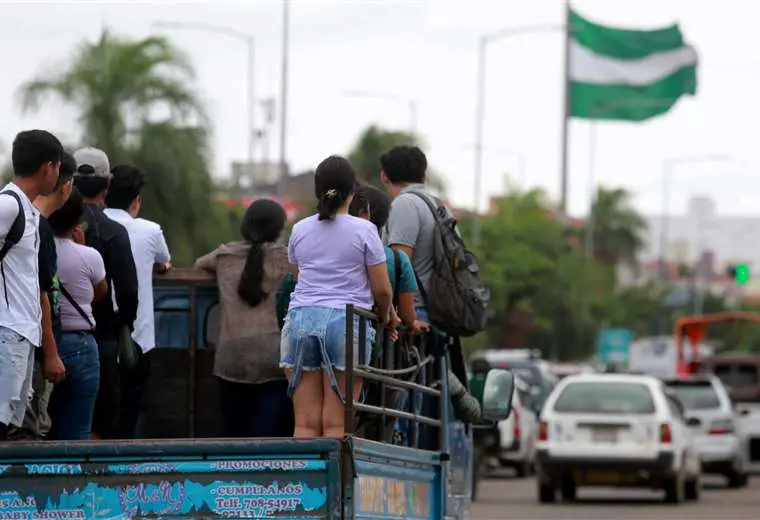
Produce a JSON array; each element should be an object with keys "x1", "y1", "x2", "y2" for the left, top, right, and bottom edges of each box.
[
  {"x1": 350, "y1": 438, "x2": 443, "y2": 519},
  {"x1": 0, "y1": 438, "x2": 342, "y2": 519}
]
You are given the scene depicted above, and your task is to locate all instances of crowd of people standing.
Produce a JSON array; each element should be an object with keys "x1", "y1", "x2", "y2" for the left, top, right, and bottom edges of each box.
[
  {"x1": 0, "y1": 130, "x2": 170, "y2": 441},
  {"x1": 0, "y1": 129, "x2": 471, "y2": 444}
]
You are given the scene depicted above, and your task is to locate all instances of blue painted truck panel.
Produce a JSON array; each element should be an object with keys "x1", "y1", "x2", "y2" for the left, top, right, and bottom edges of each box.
[
  {"x1": 0, "y1": 438, "x2": 446, "y2": 519},
  {"x1": 0, "y1": 439, "x2": 342, "y2": 519}
]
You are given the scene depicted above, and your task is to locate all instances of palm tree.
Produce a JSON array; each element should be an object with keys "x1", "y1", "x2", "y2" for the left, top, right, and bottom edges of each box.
[
  {"x1": 588, "y1": 187, "x2": 648, "y2": 268},
  {"x1": 16, "y1": 31, "x2": 234, "y2": 265},
  {"x1": 17, "y1": 31, "x2": 205, "y2": 160},
  {"x1": 347, "y1": 125, "x2": 446, "y2": 194}
]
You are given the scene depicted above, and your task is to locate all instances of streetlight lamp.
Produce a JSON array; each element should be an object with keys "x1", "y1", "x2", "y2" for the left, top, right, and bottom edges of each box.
[
  {"x1": 659, "y1": 154, "x2": 732, "y2": 281},
  {"x1": 343, "y1": 90, "x2": 418, "y2": 134},
  {"x1": 153, "y1": 21, "x2": 256, "y2": 175},
  {"x1": 473, "y1": 23, "x2": 564, "y2": 244}
]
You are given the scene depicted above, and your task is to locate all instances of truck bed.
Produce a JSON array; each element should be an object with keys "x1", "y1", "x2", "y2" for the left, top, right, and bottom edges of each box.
[{"x1": 0, "y1": 437, "x2": 443, "y2": 519}]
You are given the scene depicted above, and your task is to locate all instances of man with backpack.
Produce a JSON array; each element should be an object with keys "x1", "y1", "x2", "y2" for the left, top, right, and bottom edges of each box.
[
  {"x1": 380, "y1": 145, "x2": 490, "y2": 447},
  {"x1": 0, "y1": 130, "x2": 63, "y2": 440},
  {"x1": 73, "y1": 147, "x2": 139, "y2": 439}
]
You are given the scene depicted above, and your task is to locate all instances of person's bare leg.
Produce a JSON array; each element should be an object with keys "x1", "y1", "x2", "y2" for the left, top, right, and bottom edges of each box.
[
  {"x1": 285, "y1": 369, "x2": 323, "y2": 438},
  {"x1": 322, "y1": 371, "x2": 363, "y2": 438}
]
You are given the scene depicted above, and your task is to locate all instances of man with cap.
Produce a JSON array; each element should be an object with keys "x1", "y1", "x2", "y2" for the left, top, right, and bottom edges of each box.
[{"x1": 73, "y1": 147, "x2": 139, "y2": 439}]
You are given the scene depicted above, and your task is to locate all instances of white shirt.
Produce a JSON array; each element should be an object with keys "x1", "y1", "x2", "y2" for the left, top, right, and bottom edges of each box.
[
  {"x1": 0, "y1": 182, "x2": 41, "y2": 345},
  {"x1": 104, "y1": 208, "x2": 170, "y2": 352}
]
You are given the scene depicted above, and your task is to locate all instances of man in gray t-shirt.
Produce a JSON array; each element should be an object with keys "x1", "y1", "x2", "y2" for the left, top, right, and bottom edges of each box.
[{"x1": 381, "y1": 145, "x2": 452, "y2": 314}]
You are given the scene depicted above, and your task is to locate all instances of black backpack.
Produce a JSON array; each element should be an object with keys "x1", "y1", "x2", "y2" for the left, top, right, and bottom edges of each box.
[
  {"x1": 0, "y1": 191, "x2": 25, "y2": 306},
  {"x1": 407, "y1": 191, "x2": 490, "y2": 337}
]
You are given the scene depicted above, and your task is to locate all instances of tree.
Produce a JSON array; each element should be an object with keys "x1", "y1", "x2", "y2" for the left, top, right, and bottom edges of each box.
[
  {"x1": 18, "y1": 31, "x2": 204, "y2": 159},
  {"x1": 347, "y1": 125, "x2": 446, "y2": 193},
  {"x1": 587, "y1": 187, "x2": 648, "y2": 268},
  {"x1": 462, "y1": 187, "x2": 666, "y2": 361},
  {"x1": 17, "y1": 31, "x2": 236, "y2": 265}
]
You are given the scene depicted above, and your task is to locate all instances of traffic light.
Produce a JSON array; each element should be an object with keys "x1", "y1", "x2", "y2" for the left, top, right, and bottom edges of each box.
[{"x1": 727, "y1": 263, "x2": 750, "y2": 285}]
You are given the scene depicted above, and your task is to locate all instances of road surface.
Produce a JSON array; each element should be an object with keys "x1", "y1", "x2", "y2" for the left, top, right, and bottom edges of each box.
[{"x1": 473, "y1": 473, "x2": 759, "y2": 519}]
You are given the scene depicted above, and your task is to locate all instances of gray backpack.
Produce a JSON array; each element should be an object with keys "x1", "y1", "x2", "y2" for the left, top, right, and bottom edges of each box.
[{"x1": 408, "y1": 191, "x2": 490, "y2": 337}]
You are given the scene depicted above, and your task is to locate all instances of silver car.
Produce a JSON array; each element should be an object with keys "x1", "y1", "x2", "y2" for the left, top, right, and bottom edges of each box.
[{"x1": 664, "y1": 375, "x2": 749, "y2": 488}]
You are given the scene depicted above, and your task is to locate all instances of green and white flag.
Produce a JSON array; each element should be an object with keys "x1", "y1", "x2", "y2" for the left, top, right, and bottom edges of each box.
[{"x1": 569, "y1": 10, "x2": 697, "y2": 121}]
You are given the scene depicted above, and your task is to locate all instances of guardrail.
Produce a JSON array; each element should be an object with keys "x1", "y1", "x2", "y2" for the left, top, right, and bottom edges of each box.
[{"x1": 343, "y1": 304, "x2": 449, "y2": 450}]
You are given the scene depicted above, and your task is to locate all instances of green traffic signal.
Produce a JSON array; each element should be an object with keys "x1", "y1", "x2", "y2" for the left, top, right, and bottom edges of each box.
[{"x1": 735, "y1": 263, "x2": 750, "y2": 285}]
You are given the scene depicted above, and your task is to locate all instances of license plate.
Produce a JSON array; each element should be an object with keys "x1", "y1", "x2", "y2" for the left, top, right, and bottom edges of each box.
[
  {"x1": 592, "y1": 428, "x2": 618, "y2": 443},
  {"x1": 577, "y1": 470, "x2": 625, "y2": 485}
]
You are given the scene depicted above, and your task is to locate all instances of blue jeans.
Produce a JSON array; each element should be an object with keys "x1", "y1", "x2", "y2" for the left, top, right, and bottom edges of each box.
[
  {"x1": 49, "y1": 332, "x2": 100, "y2": 440},
  {"x1": 280, "y1": 306, "x2": 375, "y2": 398}
]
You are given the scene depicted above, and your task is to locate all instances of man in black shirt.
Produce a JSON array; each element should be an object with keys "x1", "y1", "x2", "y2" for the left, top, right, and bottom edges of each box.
[
  {"x1": 8, "y1": 152, "x2": 75, "y2": 440},
  {"x1": 73, "y1": 147, "x2": 139, "y2": 439}
]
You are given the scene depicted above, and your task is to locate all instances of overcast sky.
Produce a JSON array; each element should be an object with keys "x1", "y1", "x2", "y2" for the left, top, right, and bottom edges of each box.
[{"x1": 1, "y1": 0, "x2": 759, "y2": 217}]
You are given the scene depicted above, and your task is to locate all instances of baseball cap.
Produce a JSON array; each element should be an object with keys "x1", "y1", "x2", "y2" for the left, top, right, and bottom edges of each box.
[{"x1": 73, "y1": 147, "x2": 111, "y2": 178}]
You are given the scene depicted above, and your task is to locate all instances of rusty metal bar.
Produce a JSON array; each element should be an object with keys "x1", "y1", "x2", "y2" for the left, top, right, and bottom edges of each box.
[
  {"x1": 354, "y1": 403, "x2": 442, "y2": 428},
  {"x1": 353, "y1": 369, "x2": 441, "y2": 396}
]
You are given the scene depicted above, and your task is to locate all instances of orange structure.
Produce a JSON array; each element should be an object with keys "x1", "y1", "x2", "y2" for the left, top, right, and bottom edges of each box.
[{"x1": 674, "y1": 311, "x2": 760, "y2": 375}]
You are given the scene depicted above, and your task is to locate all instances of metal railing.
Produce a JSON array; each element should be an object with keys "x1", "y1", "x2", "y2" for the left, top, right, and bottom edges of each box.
[{"x1": 343, "y1": 305, "x2": 450, "y2": 450}]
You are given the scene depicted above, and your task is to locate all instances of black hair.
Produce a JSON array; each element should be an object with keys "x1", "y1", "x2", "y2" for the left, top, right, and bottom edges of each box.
[
  {"x1": 237, "y1": 198, "x2": 287, "y2": 307},
  {"x1": 106, "y1": 164, "x2": 145, "y2": 210},
  {"x1": 74, "y1": 173, "x2": 109, "y2": 199},
  {"x1": 11, "y1": 130, "x2": 64, "y2": 178},
  {"x1": 363, "y1": 185, "x2": 391, "y2": 236},
  {"x1": 348, "y1": 185, "x2": 370, "y2": 218},
  {"x1": 314, "y1": 155, "x2": 356, "y2": 221},
  {"x1": 48, "y1": 187, "x2": 84, "y2": 236},
  {"x1": 379, "y1": 145, "x2": 427, "y2": 185},
  {"x1": 55, "y1": 152, "x2": 76, "y2": 189}
]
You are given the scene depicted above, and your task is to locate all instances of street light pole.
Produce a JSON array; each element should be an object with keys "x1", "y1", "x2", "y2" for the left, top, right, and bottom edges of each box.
[
  {"x1": 278, "y1": 0, "x2": 290, "y2": 192},
  {"x1": 153, "y1": 21, "x2": 256, "y2": 176},
  {"x1": 472, "y1": 23, "x2": 564, "y2": 245},
  {"x1": 343, "y1": 90, "x2": 419, "y2": 134}
]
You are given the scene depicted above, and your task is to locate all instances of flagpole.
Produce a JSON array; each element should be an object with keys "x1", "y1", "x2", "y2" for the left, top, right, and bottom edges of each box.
[
  {"x1": 559, "y1": 1, "x2": 572, "y2": 221},
  {"x1": 584, "y1": 120, "x2": 597, "y2": 259}
]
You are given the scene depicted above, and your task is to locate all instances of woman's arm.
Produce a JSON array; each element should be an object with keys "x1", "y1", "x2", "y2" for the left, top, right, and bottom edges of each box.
[
  {"x1": 88, "y1": 247, "x2": 108, "y2": 302},
  {"x1": 195, "y1": 248, "x2": 219, "y2": 272},
  {"x1": 368, "y1": 263, "x2": 393, "y2": 324},
  {"x1": 92, "y1": 279, "x2": 108, "y2": 302},
  {"x1": 396, "y1": 291, "x2": 417, "y2": 328}
]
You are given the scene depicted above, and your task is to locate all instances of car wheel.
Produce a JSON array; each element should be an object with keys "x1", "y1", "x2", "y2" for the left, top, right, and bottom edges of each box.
[
  {"x1": 538, "y1": 480, "x2": 556, "y2": 504},
  {"x1": 560, "y1": 476, "x2": 577, "y2": 502},
  {"x1": 664, "y1": 469, "x2": 685, "y2": 504},
  {"x1": 684, "y1": 476, "x2": 700, "y2": 501},
  {"x1": 727, "y1": 470, "x2": 748, "y2": 489},
  {"x1": 515, "y1": 459, "x2": 531, "y2": 478}
]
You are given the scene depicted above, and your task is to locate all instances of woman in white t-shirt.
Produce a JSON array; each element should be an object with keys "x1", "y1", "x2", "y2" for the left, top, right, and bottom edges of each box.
[{"x1": 47, "y1": 188, "x2": 107, "y2": 440}]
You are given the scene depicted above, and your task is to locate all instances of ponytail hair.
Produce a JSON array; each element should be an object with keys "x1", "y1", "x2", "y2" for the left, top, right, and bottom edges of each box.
[
  {"x1": 314, "y1": 155, "x2": 357, "y2": 221},
  {"x1": 237, "y1": 199, "x2": 287, "y2": 307},
  {"x1": 238, "y1": 242, "x2": 267, "y2": 307},
  {"x1": 317, "y1": 189, "x2": 345, "y2": 221}
]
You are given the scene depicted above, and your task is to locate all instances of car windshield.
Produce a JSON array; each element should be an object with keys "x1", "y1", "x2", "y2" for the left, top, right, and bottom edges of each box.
[
  {"x1": 553, "y1": 381, "x2": 656, "y2": 414},
  {"x1": 665, "y1": 381, "x2": 721, "y2": 410},
  {"x1": 713, "y1": 363, "x2": 759, "y2": 389}
]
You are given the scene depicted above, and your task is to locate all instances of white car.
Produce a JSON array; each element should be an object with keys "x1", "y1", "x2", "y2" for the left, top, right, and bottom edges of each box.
[
  {"x1": 491, "y1": 377, "x2": 538, "y2": 477},
  {"x1": 663, "y1": 375, "x2": 749, "y2": 487},
  {"x1": 535, "y1": 373, "x2": 702, "y2": 504}
]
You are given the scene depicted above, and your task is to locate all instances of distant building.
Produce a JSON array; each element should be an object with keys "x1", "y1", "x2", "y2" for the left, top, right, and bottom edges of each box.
[
  {"x1": 229, "y1": 161, "x2": 290, "y2": 195},
  {"x1": 642, "y1": 195, "x2": 757, "y2": 275}
]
